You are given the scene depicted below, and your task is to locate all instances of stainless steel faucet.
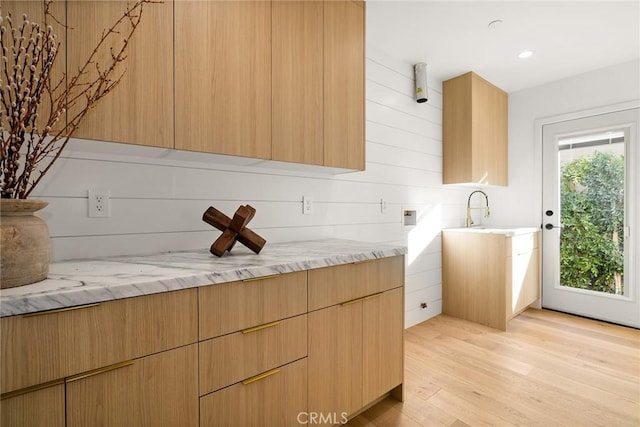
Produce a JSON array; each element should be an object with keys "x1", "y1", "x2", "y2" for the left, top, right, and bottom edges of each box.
[{"x1": 466, "y1": 190, "x2": 490, "y2": 227}]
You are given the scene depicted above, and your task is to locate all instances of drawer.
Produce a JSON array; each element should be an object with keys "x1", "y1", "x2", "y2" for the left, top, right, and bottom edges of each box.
[
  {"x1": 0, "y1": 383, "x2": 64, "y2": 427},
  {"x1": 508, "y1": 231, "x2": 539, "y2": 256},
  {"x1": 308, "y1": 256, "x2": 404, "y2": 311},
  {"x1": 199, "y1": 271, "x2": 307, "y2": 340},
  {"x1": 200, "y1": 358, "x2": 307, "y2": 427},
  {"x1": 1, "y1": 289, "x2": 197, "y2": 394},
  {"x1": 199, "y1": 314, "x2": 307, "y2": 395}
]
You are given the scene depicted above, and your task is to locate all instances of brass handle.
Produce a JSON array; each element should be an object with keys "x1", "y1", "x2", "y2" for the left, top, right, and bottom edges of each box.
[
  {"x1": 341, "y1": 292, "x2": 385, "y2": 306},
  {"x1": 242, "y1": 368, "x2": 280, "y2": 385},
  {"x1": 22, "y1": 303, "x2": 101, "y2": 318},
  {"x1": 364, "y1": 292, "x2": 384, "y2": 301},
  {"x1": 242, "y1": 321, "x2": 280, "y2": 334},
  {"x1": 242, "y1": 274, "x2": 281, "y2": 283},
  {"x1": 1, "y1": 378, "x2": 65, "y2": 401},
  {"x1": 66, "y1": 360, "x2": 135, "y2": 383},
  {"x1": 341, "y1": 296, "x2": 367, "y2": 306}
]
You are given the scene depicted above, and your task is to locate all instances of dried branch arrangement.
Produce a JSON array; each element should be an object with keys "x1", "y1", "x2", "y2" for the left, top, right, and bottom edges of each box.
[{"x1": 0, "y1": 0, "x2": 153, "y2": 199}]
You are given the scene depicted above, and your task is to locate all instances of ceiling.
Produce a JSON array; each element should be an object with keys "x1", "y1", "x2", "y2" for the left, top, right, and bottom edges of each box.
[{"x1": 366, "y1": 1, "x2": 640, "y2": 93}]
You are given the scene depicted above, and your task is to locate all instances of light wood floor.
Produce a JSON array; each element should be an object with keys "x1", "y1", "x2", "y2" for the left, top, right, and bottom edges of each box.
[{"x1": 348, "y1": 309, "x2": 640, "y2": 427}]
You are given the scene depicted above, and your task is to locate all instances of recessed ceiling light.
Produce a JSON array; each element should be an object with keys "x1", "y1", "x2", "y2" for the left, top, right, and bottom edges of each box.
[
  {"x1": 488, "y1": 19, "x2": 503, "y2": 29},
  {"x1": 518, "y1": 50, "x2": 534, "y2": 59}
]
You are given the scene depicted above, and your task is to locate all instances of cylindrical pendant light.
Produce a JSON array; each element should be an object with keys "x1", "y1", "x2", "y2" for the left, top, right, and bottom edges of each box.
[{"x1": 414, "y1": 62, "x2": 428, "y2": 103}]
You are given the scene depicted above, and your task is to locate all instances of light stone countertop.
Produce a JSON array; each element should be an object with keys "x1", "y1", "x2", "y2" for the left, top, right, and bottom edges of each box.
[
  {"x1": 0, "y1": 239, "x2": 407, "y2": 317},
  {"x1": 443, "y1": 226, "x2": 540, "y2": 236}
]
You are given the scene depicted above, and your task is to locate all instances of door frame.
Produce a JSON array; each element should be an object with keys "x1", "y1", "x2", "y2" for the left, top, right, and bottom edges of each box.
[{"x1": 533, "y1": 100, "x2": 640, "y2": 327}]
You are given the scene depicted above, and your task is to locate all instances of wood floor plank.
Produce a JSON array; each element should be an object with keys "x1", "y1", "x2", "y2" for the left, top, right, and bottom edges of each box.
[{"x1": 347, "y1": 309, "x2": 640, "y2": 427}]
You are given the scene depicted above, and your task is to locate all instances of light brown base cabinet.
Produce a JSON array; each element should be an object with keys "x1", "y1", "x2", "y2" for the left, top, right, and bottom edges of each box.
[
  {"x1": 442, "y1": 230, "x2": 540, "y2": 331},
  {"x1": 308, "y1": 257, "x2": 405, "y2": 425},
  {"x1": 0, "y1": 256, "x2": 404, "y2": 426}
]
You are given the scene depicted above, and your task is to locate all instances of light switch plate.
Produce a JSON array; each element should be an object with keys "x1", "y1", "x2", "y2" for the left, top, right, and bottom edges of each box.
[{"x1": 303, "y1": 196, "x2": 313, "y2": 215}]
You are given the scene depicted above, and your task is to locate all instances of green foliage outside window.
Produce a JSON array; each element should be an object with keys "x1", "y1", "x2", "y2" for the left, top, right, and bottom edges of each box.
[{"x1": 560, "y1": 151, "x2": 625, "y2": 294}]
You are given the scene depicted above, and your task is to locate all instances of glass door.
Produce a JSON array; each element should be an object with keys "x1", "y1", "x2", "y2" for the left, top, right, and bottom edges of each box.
[{"x1": 541, "y1": 108, "x2": 639, "y2": 328}]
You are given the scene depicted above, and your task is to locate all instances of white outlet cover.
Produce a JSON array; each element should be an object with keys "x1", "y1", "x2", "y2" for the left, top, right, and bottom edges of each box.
[{"x1": 88, "y1": 189, "x2": 111, "y2": 218}]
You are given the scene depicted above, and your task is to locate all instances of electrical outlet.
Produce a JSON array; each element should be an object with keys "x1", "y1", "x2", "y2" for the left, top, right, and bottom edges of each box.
[
  {"x1": 88, "y1": 189, "x2": 111, "y2": 218},
  {"x1": 302, "y1": 196, "x2": 313, "y2": 215},
  {"x1": 381, "y1": 198, "x2": 388, "y2": 214}
]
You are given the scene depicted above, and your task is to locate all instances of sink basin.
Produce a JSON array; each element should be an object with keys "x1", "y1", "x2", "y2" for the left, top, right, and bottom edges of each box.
[{"x1": 445, "y1": 226, "x2": 539, "y2": 236}]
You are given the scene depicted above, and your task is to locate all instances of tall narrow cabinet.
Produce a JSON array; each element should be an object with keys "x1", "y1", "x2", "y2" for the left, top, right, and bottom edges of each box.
[
  {"x1": 323, "y1": 0, "x2": 366, "y2": 170},
  {"x1": 272, "y1": 1, "x2": 324, "y2": 165},
  {"x1": 443, "y1": 72, "x2": 508, "y2": 185},
  {"x1": 174, "y1": 0, "x2": 272, "y2": 158}
]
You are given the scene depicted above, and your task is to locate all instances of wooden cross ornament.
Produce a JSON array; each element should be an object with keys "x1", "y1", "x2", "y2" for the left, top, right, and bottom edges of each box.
[{"x1": 202, "y1": 205, "x2": 267, "y2": 257}]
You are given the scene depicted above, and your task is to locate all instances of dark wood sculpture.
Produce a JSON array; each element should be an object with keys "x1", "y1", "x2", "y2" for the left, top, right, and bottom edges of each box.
[{"x1": 202, "y1": 205, "x2": 267, "y2": 257}]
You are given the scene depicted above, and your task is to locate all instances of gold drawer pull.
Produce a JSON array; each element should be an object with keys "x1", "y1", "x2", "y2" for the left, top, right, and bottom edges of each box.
[
  {"x1": 341, "y1": 296, "x2": 367, "y2": 306},
  {"x1": 66, "y1": 360, "x2": 135, "y2": 383},
  {"x1": 242, "y1": 368, "x2": 280, "y2": 385},
  {"x1": 364, "y1": 292, "x2": 384, "y2": 300},
  {"x1": 22, "y1": 303, "x2": 101, "y2": 318},
  {"x1": 341, "y1": 291, "x2": 385, "y2": 307},
  {"x1": 242, "y1": 274, "x2": 281, "y2": 283},
  {"x1": 1, "y1": 378, "x2": 65, "y2": 401},
  {"x1": 242, "y1": 321, "x2": 281, "y2": 334}
]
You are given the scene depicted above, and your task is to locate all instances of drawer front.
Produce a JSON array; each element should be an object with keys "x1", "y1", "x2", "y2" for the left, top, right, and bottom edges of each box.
[
  {"x1": 308, "y1": 256, "x2": 404, "y2": 311},
  {"x1": 66, "y1": 344, "x2": 198, "y2": 427},
  {"x1": 200, "y1": 358, "x2": 307, "y2": 427},
  {"x1": 508, "y1": 231, "x2": 539, "y2": 256},
  {"x1": 199, "y1": 314, "x2": 307, "y2": 395},
  {"x1": 199, "y1": 271, "x2": 307, "y2": 340},
  {"x1": 0, "y1": 383, "x2": 65, "y2": 427},
  {"x1": 1, "y1": 289, "x2": 197, "y2": 394}
]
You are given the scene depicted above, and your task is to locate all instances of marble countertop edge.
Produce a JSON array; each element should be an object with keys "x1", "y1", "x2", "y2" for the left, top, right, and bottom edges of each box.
[{"x1": 0, "y1": 239, "x2": 407, "y2": 317}]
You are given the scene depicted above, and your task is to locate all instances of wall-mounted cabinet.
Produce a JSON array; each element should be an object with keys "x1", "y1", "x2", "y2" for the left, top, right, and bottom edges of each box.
[
  {"x1": 175, "y1": 0, "x2": 272, "y2": 158},
  {"x1": 272, "y1": 1, "x2": 324, "y2": 165},
  {"x1": 66, "y1": 0, "x2": 174, "y2": 149},
  {"x1": 443, "y1": 72, "x2": 508, "y2": 186},
  {"x1": 8, "y1": 0, "x2": 365, "y2": 171},
  {"x1": 323, "y1": 0, "x2": 366, "y2": 170}
]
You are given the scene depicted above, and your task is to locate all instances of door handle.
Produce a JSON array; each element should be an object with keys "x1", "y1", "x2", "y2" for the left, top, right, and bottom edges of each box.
[{"x1": 544, "y1": 223, "x2": 563, "y2": 230}]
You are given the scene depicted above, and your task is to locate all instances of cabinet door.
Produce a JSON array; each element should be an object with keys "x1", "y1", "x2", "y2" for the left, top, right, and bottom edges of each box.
[
  {"x1": 200, "y1": 358, "x2": 307, "y2": 427},
  {"x1": 323, "y1": 0, "x2": 365, "y2": 170},
  {"x1": 66, "y1": 0, "x2": 173, "y2": 148},
  {"x1": 471, "y1": 74, "x2": 508, "y2": 185},
  {"x1": 308, "y1": 302, "x2": 363, "y2": 422},
  {"x1": 272, "y1": 1, "x2": 323, "y2": 165},
  {"x1": 175, "y1": 0, "x2": 271, "y2": 158},
  {"x1": 362, "y1": 287, "x2": 404, "y2": 404},
  {"x1": 508, "y1": 249, "x2": 540, "y2": 317},
  {"x1": 66, "y1": 344, "x2": 198, "y2": 427},
  {"x1": 1, "y1": 1, "x2": 66, "y2": 133},
  {"x1": 0, "y1": 383, "x2": 64, "y2": 427}
]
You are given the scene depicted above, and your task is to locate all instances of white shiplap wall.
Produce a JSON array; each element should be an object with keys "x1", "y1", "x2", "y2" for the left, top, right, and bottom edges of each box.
[{"x1": 32, "y1": 46, "x2": 470, "y2": 327}]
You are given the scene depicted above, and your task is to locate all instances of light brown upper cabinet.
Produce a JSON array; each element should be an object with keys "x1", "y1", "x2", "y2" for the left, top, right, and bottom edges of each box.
[
  {"x1": 175, "y1": 0, "x2": 271, "y2": 159},
  {"x1": 66, "y1": 0, "x2": 174, "y2": 148},
  {"x1": 324, "y1": 0, "x2": 366, "y2": 170},
  {"x1": 3, "y1": 1, "x2": 66, "y2": 136},
  {"x1": 443, "y1": 72, "x2": 508, "y2": 186},
  {"x1": 272, "y1": 1, "x2": 324, "y2": 165}
]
